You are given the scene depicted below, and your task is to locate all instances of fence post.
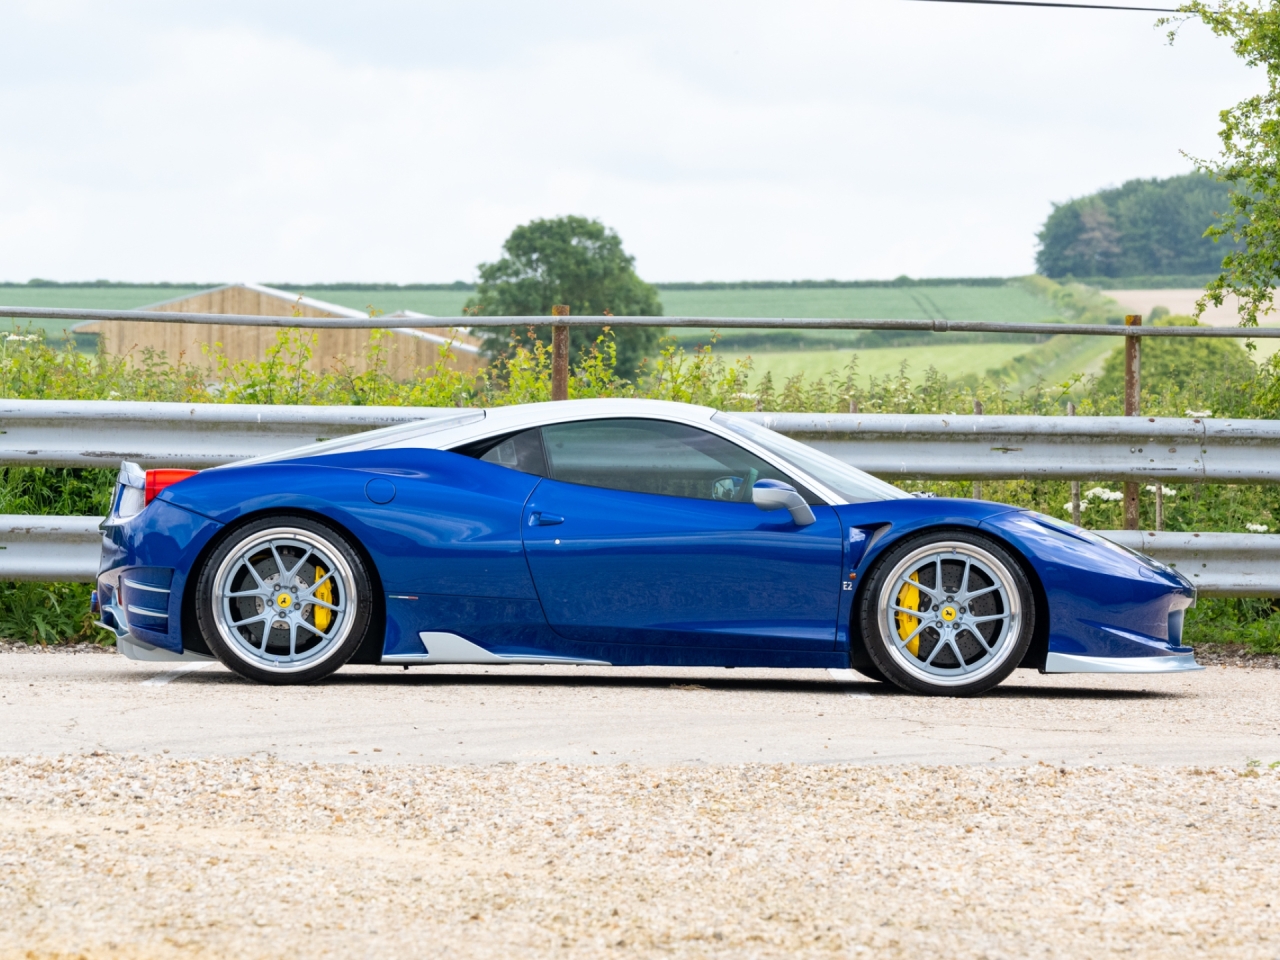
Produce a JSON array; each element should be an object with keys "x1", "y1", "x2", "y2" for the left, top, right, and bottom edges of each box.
[
  {"x1": 1123, "y1": 314, "x2": 1142, "y2": 530},
  {"x1": 551, "y1": 305, "x2": 570, "y2": 402},
  {"x1": 972, "y1": 398, "x2": 983, "y2": 500},
  {"x1": 1068, "y1": 401, "x2": 1081, "y2": 524}
]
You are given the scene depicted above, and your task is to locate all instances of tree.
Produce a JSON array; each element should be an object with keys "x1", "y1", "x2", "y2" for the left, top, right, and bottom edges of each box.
[
  {"x1": 1095, "y1": 315, "x2": 1256, "y2": 396},
  {"x1": 1035, "y1": 173, "x2": 1240, "y2": 278},
  {"x1": 1167, "y1": 2, "x2": 1280, "y2": 324},
  {"x1": 464, "y1": 217, "x2": 665, "y2": 379}
]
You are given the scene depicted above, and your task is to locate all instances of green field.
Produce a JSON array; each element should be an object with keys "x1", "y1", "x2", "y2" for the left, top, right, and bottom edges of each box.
[
  {"x1": 656, "y1": 283, "x2": 1066, "y2": 322},
  {"x1": 8, "y1": 280, "x2": 1267, "y2": 389},
  {"x1": 0, "y1": 280, "x2": 1066, "y2": 328},
  {"x1": 739, "y1": 342, "x2": 1040, "y2": 383},
  {"x1": 734, "y1": 335, "x2": 1119, "y2": 389}
]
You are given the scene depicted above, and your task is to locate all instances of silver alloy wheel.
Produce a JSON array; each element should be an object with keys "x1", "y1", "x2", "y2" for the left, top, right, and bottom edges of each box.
[
  {"x1": 877, "y1": 540, "x2": 1022, "y2": 688},
  {"x1": 210, "y1": 526, "x2": 357, "y2": 675}
]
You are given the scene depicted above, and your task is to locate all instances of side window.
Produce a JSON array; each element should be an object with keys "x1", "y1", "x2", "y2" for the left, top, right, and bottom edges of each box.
[
  {"x1": 457, "y1": 428, "x2": 549, "y2": 477},
  {"x1": 540, "y1": 418, "x2": 811, "y2": 502}
]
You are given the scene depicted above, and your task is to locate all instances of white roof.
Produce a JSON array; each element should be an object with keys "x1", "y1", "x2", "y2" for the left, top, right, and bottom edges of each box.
[
  {"x1": 221, "y1": 398, "x2": 884, "y2": 505},
  {"x1": 139, "y1": 282, "x2": 371, "y2": 320},
  {"x1": 134, "y1": 283, "x2": 481, "y2": 354}
]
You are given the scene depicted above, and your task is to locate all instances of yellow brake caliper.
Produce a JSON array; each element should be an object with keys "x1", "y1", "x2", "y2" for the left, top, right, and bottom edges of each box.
[
  {"x1": 313, "y1": 566, "x2": 333, "y2": 631},
  {"x1": 895, "y1": 573, "x2": 922, "y2": 657}
]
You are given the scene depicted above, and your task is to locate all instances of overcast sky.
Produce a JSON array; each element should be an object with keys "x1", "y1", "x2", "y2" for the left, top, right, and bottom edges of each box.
[{"x1": 0, "y1": 1, "x2": 1259, "y2": 283}]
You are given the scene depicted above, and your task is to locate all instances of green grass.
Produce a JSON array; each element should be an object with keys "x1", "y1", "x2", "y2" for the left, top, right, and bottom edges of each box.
[
  {"x1": 295, "y1": 282, "x2": 1073, "y2": 327},
  {"x1": 743, "y1": 342, "x2": 1043, "y2": 385},
  {"x1": 657, "y1": 280, "x2": 1108, "y2": 387},
  {"x1": 657, "y1": 282, "x2": 1068, "y2": 322}
]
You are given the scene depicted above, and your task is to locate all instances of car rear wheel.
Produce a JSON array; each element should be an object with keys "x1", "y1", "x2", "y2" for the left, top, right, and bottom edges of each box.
[
  {"x1": 195, "y1": 515, "x2": 373, "y2": 685},
  {"x1": 858, "y1": 531, "x2": 1034, "y2": 696}
]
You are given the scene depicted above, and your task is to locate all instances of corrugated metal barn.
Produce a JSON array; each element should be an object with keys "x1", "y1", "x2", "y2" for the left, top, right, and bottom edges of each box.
[{"x1": 82, "y1": 282, "x2": 483, "y2": 378}]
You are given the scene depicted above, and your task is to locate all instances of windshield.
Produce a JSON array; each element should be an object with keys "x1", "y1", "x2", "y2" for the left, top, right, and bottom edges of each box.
[{"x1": 712, "y1": 413, "x2": 910, "y2": 503}]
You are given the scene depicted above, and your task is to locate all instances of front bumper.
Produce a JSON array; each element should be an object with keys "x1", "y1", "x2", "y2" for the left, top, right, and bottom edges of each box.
[{"x1": 1044, "y1": 651, "x2": 1203, "y2": 674}]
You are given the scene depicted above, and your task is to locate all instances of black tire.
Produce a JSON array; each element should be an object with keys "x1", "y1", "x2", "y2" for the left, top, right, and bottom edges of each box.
[
  {"x1": 847, "y1": 643, "x2": 890, "y2": 684},
  {"x1": 858, "y1": 529, "x2": 1035, "y2": 696},
  {"x1": 195, "y1": 514, "x2": 375, "y2": 685}
]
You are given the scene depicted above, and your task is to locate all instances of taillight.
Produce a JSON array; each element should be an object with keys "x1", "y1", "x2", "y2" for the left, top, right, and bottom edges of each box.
[{"x1": 145, "y1": 469, "x2": 198, "y2": 504}]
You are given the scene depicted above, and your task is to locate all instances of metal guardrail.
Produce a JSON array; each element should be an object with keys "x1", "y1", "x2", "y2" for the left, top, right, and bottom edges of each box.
[
  {"x1": 0, "y1": 515, "x2": 103, "y2": 582},
  {"x1": 746, "y1": 412, "x2": 1280, "y2": 483},
  {"x1": 1, "y1": 400, "x2": 1278, "y2": 595},
  {"x1": 2, "y1": 399, "x2": 1278, "y2": 482},
  {"x1": 2, "y1": 304, "x2": 1280, "y2": 338},
  {"x1": 6, "y1": 518, "x2": 1275, "y2": 596},
  {"x1": 0, "y1": 400, "x2": 460, "y2": 469}
]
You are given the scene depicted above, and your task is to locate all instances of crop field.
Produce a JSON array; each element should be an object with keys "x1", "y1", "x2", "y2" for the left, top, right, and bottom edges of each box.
[
  {"x1": 3, "y1": 281, "x2": 1268, "y2": 387},
  {"x1": 655, "y1": 282, "x2": 1066, "y2": 322},
  {"x1": 657, "y1": 284, "x2": 1101, "y2": 387},
  {"x1": 389, "y1": 281, "x2": 1104, "y2": 387},
  {"x1": 744, "y1": 341, "x2": 1049, "y2": 384}
]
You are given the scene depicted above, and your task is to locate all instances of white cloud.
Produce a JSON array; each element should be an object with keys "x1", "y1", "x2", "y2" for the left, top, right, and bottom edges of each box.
[{"x1": 0, "y1": 0, "x2": 1259, "y2": 283}]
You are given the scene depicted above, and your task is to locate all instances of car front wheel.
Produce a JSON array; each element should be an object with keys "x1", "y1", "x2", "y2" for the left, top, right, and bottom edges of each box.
[
  {"x1": 195, "y1": 515, "x2": 374, "y2": 685},
  {"x1": 858, "y1": 531, "x2": 1034, "y2": 696}
]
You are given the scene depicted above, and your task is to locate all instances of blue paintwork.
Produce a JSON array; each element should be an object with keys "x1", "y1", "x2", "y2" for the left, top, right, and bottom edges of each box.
[
  {"x1": 522, "y1": 478, "x2": 843, "y2": 650},
  {"x1": 99, "y1": 498, "x2": 225, "y2": 653},
  {"x1": 100, "y1": 439, "x2": 1197, "y2": 670},
  {"x1": 981, "y1": 510, "x2": 1194, "y2": 659}
]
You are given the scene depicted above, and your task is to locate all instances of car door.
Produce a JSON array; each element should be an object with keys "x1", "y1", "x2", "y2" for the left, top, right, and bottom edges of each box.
[{"x1": 519, "y1": 418, "x2": 844, "y2": 651}]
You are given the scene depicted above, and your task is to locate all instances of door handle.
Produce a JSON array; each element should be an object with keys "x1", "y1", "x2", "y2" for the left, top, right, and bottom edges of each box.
[{"x1": 529, "y1": 512, "x2": 565, "y2": 526}]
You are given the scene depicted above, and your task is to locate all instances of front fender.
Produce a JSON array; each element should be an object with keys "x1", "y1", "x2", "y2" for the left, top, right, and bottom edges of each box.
[{"x1": 981, "y1": 510, "x2": 1194, "y2": 660}]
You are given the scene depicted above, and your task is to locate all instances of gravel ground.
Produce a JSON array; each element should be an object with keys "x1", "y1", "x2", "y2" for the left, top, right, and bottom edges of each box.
[
  {"x1": 0, "y1": 642, "x2": 114, "y2": 655},
  {"x1": 1190, "y1": 645, "x2": 1280, "y2": 669},
  {"x1": 2, "y1": 754, "x2": 1279, "y2": 959}
]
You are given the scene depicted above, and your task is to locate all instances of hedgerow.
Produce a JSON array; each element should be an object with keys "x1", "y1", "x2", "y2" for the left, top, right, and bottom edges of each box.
[{"x1": 1, "y1": 325, "x2": 1275, "y2": 651}]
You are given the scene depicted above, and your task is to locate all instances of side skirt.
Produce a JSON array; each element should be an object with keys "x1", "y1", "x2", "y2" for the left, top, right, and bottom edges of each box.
[{"x1": 383, "y1": 631, "x2": 611, "y2": 666}]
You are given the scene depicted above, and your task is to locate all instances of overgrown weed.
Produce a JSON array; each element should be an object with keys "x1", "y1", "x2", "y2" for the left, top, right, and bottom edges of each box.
[{"x1": 1, "y1": 326, "x2": 1277, "y2": 651}]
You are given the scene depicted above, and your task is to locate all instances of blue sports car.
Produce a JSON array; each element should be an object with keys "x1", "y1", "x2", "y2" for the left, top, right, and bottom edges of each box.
[{"x1": 94, "y1": 399, "x2": 1200, "y2": 695}]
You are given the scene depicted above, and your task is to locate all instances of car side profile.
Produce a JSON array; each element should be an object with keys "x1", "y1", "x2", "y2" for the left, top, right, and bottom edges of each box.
[{"x1": 94, "y1": 399, "x2": 1200, "y2": 695}]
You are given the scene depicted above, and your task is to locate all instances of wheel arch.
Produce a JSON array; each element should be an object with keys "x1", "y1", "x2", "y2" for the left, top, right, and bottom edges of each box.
[
  {"x1": 179, "y1": 506, "x2": 387, "y2": 665},
  {"x1": 847, "y1": 522, "x2": 1049, "y2": 673}
]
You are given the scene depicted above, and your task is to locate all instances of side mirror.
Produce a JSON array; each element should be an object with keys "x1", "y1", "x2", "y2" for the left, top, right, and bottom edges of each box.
[{"x1": 752, "y1": 479, "x2": 816, "y2": 526}]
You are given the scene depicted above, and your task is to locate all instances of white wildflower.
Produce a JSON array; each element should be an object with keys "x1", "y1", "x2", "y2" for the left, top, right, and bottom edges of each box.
[
  {"x1": 1144, "y1": 485, "x2": 1177, "y2": 497},
  {"x1": 4, "y1": 334, "x2": 38, "y2": 342},
  {"x1": 1185, "y1": 409, "x2": 1212, "y2": 418},
  {"x1": 1063, "y1": 502, "x2": 1087, "y2": 514},
  {"x1": 1247, "y1": 523, "x2": 1270, "y2": 533},
  {"x1": 1083, "y1": 487, "x2": 1123, "y2": 502}
]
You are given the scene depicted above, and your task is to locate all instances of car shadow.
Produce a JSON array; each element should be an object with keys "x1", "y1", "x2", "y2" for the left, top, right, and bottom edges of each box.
[{"x1": 287, "y1": 669, "x2": 1183, "y2": 701}]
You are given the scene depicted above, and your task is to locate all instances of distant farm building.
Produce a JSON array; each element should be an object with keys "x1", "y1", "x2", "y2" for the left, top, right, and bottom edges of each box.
[{"x1": 79, "y1": 283, "x2": 483, "y2": 378}]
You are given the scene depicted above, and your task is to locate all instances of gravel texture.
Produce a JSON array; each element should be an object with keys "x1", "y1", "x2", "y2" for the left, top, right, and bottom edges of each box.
[
  {"x1": 1191, "y1": 645, "x2": 1280, "y2": 669},
  {"x1": 2, "y1": 754, "x2": 1279, "y2": 959},
  {"x1": 0, "y1": 642, "x2": 113, "y2": 655}
]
